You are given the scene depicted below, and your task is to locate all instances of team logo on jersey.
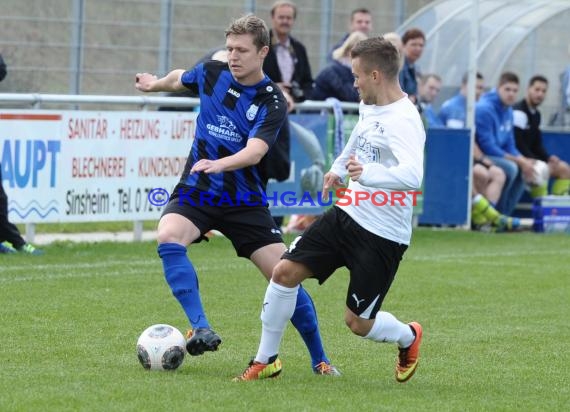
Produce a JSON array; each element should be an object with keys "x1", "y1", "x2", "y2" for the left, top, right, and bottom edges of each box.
[
  {"x1": 246, "y1": 104, "x2": 259, "y2": 121},
  {"x1": 357, "y1": 135, "x2": 381, "y2": 163},
  {"x1": 266, "y1": 85, "x2": 273, "y2": 92},
  {"x1": 216, "y1": 115, "x2": 237, "y2": 132}
]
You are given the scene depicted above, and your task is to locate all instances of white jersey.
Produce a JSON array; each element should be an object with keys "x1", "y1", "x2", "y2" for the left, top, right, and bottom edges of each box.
[{"x1": 330, "y1": 97, "x2": 425, "y2": 244}]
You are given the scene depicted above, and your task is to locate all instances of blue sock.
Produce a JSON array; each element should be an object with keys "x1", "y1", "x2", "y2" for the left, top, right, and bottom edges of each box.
[
  {"x1": 157, "y1": 243, "x2": 210, "y2": 329},
  {"x1": 290, "y1": 285, "x2": 329, "y2": 369}
]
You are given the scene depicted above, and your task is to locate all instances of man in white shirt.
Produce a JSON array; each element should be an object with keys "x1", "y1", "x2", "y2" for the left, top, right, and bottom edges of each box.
[{"x1": 235, "y1": 37, "x2": 426, "y2": 383}]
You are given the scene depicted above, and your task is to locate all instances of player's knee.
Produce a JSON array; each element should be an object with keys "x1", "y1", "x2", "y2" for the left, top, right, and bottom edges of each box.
[
  {"x1": 473, "y1": 165, "x2": 488, "y2": 182},
  {"x1": 504, "y1": 161, "x2": 520, "y2": 179},
  {"x1": 157, "y1": 225, "x2": 184, "y2": 244},
  {"x1": 157, "y1": 227, "x2": 173, "y2": 244},
  {"x1": 272, "y1": 260, "x2": 301, "y2": 288},
  {"x1": 559, "y1": 161, "x2": 570, "y2": 178},
  {"x1": 490, "y1": 166, "x2": 506, "y2": 184},
  {"x1": 344, "y1": 311, "x2": 368, "y2": 337}
]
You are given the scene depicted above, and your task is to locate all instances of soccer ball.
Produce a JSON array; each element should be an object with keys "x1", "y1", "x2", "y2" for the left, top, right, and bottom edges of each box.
[{"x1": 136, "y1": 324, "x2": 186, "y2": 370}]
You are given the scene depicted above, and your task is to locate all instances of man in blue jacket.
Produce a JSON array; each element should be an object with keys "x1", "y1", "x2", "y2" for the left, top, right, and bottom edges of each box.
[
  {"x1": 439, "y1": 71, "x2": 485, "y2": 128},
  {"x1": 475, "y1": 72, "x2": 534, "y2": 216}
]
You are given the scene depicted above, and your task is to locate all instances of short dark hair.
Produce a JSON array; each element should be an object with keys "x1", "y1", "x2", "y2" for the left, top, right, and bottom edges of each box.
[
  {"x1": 529, "y1": 74, "x2": 548, "y2": 87},
  {"x1": 498, "y1": 71, "x2": 519, "y2": 87},
  {"x1": 351, "y1": 36, "x2": 400, "y2": 80},
  {"x1": 225, "y1": 15, "x2": 270, "y2": 50},
  {"x1": 461, "y1": 71, "x2": 483, "y2": 85},
  {"x1": 402, "y1": 28, "x2": 425, "y2": 45},
  {"x1": 351, "y1": 8, "x2": 371, "y2": 19}
]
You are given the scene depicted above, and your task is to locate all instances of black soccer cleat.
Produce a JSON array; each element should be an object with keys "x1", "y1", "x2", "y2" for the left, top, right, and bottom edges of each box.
[{"x1": 185, "y1": 328, "x2": 222, "y2": 356}]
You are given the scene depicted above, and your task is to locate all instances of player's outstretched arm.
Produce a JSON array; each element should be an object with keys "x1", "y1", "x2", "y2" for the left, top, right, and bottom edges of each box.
[{"x1": 135, "y1": 69, "x2": 185, "y2": 93}]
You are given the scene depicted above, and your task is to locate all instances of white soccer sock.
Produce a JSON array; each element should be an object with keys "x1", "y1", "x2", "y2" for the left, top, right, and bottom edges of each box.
[
  {"x1": 255, "y1": 280, "x2": 299, "y2": 364},
  {"x1": 364, "y1": 311, "x2": 414, "y2": 348}
]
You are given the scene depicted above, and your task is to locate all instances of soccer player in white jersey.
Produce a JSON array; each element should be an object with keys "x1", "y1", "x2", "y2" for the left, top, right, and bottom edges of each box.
[{"x1": 235, "y1": 36, "x2": 426, "y2": 382}]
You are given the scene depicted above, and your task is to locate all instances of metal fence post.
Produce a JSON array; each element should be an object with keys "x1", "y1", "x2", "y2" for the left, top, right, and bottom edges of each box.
[
  {"x1": 319, "y1": 0, "x2": 333, "y2": 70},
  {"x1": 244, "y1": 0, "x2": 256, "y2": 14},
  {"x1": 70, "y1": 0, "x2": 85, "y2": 94},
  {"x1": 159, "y1": 0, "x2": 173, "y2": 76}
]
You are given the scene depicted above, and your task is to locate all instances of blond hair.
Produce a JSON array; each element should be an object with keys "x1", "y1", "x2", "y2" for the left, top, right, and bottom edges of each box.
[
  {"x1": 332, "y1": 31, "x2": 368, "y2": 61},
  {"x1": 383, "y1": 32, "x2": 404, "y2": 70},
  {"x1": 225, "y1": 14, "x2": 270, "y2": 51}
]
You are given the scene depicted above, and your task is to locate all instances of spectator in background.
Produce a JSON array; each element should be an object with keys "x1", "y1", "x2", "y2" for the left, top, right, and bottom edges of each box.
[
  {"x1": 471, "y1": 143, "x2": 521, "y2": 232},
  {"x1": 0, "y1": 57, "x2": 44, "y2": 255},
  {"x1": 399, "y1": 28, "x2": 425, "y2": 103},
  {"x1": 417, "y1": 73, "x2": 443, "y2": 128},
  {"x1": 264, "y1": 0, "x2": 314, "y2": 105},
  {"x1": 310, "y1": 31, "x2": 367, "y2": 102},
  {"x1": 383, "y1": 32, "x2": 404, "y2": 70},
  {"x1": 475, "y1": 72, "x2": 534, "y2": 216},
  {"x1": 328, "y1": 8, "x2": 373, "y2": 61},
  {"x1": 439, "y1": 71, "x2": 485, "y2": 128},
  {"x1": 1, "y1": 167, "x2": 45, "y2": 255},
  {"x1": 514, "y1": 75, "x2": 570, "y2": 197},
  {"x1": 438, "y1": 71, "x2": 519, "y2": 231},
  {"x1": 263, "y1": 1, "x2": 314, "y2": 228}
]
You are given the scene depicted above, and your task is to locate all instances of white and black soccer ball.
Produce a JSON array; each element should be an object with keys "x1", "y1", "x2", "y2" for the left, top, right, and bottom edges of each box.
[{"x1": 136, "y1": 324, "x2": 186, "y2": 371}]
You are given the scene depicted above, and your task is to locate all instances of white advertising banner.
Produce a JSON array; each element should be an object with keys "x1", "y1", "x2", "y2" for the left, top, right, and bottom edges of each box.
[{"x1": 1, "y1": 110, "x2": 197, "y2": 223}]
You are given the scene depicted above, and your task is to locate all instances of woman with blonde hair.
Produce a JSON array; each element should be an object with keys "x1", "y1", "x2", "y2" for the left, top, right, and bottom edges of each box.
[
  {"x1": 383, "y1": 32, "x2": 404, "y2": 70},
  {"x1": 309, "y1": 31, "x2": 367, "y2": 102}
]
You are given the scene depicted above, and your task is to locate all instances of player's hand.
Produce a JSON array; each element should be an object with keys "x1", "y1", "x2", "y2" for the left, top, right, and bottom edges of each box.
[
  {"x1": 135, "y1": 73, "x2": 158, "y2": 92},
  {"x1": 190, "y1": 159, "x2": 223, "y2": 174},
  {"x1": 321, "y1": 172, "x2": 344, "y2": 201},
  {"x1": 549, "y1": 155, "x2": 560, "y2": 165},
  {"x1": 346, "y1": 154, "x2": 363, "y2": 181},
  {"x1": 277, "y1": 82, "x2": 292, "y2": 91}
]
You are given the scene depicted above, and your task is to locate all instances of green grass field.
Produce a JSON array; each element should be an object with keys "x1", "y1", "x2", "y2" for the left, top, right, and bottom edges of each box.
[{"x1": 2, "y1": 229, "x2": 569, "y2": 411}]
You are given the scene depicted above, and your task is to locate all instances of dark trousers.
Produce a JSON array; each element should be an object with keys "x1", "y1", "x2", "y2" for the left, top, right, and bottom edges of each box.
[{"x1": 0, "y1": 166, "x2": 25, "y2": 248}]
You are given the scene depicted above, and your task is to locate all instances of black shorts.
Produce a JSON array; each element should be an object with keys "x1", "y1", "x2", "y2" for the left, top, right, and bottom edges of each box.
[
  {"x1": 282, "y1": 207, "x2": 408, "y2": 319},
  {"x1": 474, "y1": 159, "x2": 490, "y2": 169},
  {"x1": 162, "y1": 183, "x2": 283, "y2": 258}
]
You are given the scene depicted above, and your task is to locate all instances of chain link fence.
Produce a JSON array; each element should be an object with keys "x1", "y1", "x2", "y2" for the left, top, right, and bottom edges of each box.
[{"x1": 0, "y1": 0, "x2": 432, "y2": 95}]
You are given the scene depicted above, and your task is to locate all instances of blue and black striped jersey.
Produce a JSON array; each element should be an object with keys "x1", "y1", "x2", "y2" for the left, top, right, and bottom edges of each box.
[{"x1": 180, "y1": 61, "x2": 287, "y2": 202}]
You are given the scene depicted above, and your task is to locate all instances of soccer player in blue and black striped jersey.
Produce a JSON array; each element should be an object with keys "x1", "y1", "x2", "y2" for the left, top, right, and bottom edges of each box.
[{"x1": 135, "y1": 14, "x2": 338, "y2": 375}]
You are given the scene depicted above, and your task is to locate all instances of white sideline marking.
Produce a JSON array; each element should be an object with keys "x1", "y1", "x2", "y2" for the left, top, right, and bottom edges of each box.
[
  {"x1": 406, "y1": 249, "x2": 563, "y2": 262},
  {"x1": 1, "y1": 260, "x2": 250, "y2": 283}
]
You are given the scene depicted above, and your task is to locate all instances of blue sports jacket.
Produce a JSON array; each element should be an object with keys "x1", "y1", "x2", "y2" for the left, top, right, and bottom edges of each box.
[{"x1": 475, "y1": 89, "x2": 520, "y2": 157}]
